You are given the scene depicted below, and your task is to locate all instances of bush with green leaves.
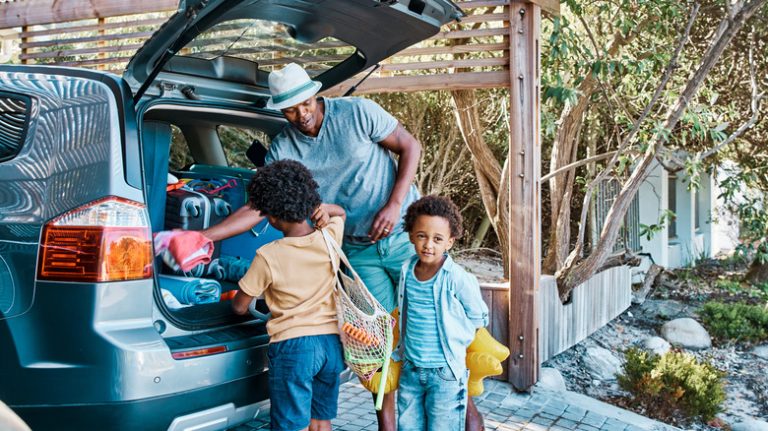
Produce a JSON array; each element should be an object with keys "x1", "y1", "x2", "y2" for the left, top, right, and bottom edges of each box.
[
  {"x1": 699, "y1": 301, "x2": 768, "y2": 343},
  {"x1": 617, "y1": 348, "x2": 725, "y2": 423}
]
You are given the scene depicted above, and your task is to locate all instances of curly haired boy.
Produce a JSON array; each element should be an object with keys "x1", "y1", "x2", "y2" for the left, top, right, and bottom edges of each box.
[
  {"x1": 232, "y1": 160, "x2": 346, "y2": 431},
  {"x1": 392, "y1": 195, "x2": 489, "y2": 430}
]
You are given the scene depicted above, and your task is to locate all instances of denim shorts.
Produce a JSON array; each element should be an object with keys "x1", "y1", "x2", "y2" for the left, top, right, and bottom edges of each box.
[
  {"x1": 397, "y1": 360, "x2": 469, "y2": 431},
  {"x1": 343, "y1": 231, "x2": 416, "y2": 313},
  {"x1": 267, "y1": 334, "x2": 345, "y2": 431}
]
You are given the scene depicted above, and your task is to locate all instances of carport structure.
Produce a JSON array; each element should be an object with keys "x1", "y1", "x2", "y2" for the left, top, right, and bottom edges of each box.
[{"x1": 0, "y1": 0, "x2": 561, "y2": 390}]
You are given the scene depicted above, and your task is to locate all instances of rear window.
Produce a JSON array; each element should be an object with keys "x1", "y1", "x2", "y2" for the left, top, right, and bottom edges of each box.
[
  {"x1": 0, "y1": 93, "x2": 31, "y2": 163},
  {"x1": 182, "y1": 19, "x2": 356, "y2": 76},
  {"x1": 217, "y1": 125, "x2": 271, "y2": 169}
]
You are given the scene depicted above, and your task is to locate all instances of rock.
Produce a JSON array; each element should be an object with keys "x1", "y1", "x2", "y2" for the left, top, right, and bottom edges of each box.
[
  {"x1": 660, "y1": 318, "x2": 712, "y2": 350},
  {"x1": 752, "y1": 345, "x2": 768, "y2": 360},
  {"x1": 642, "y1": 336, "x2": 671, "y2": 356},
  {"x1": 732, "y1": 419, "x2": 768, "y2": 431},
  {"x1": 535, "y1": 367, "x2": 567, "y2": 392},
  {"x1": 639, "y1": 299, "x2": 689, "y2": 319},
  {"x1": 583, "y1": 346, "x2": 622, "y2": 381}
]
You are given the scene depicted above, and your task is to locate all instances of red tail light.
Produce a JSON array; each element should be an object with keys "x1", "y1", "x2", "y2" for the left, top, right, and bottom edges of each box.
[
  {"x1": 38, "y1": 196, "x2": 153, "y2": 282},
  {"x1": 172, "y1": 346, "x2": 228, "y2": 359}
]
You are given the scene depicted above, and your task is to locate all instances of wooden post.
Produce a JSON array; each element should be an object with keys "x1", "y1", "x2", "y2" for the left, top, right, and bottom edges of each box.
[
  {"x1": 507, "y1": 1, "x2": 541, "y2": 390},
  {"x1": 97, "y1": 17, "x2": 106, "y2": 71},
  {"x1": 20, "y1": 25, "x2": 29, "y2": 65}
]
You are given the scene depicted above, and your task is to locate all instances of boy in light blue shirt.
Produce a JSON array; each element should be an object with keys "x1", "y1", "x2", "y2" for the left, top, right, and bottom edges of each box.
[{"x1": 392, "y1": 196, "x2": 489, "y2": 430}]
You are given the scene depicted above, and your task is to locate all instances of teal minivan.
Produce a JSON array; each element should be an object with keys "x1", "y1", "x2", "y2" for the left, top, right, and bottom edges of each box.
[{"x1": 0, "y1": 1, "x2": 461, "y2": 429}]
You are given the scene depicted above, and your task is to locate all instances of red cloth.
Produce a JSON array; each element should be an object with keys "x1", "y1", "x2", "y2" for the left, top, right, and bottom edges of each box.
[{"x1": 167, "y1": 231, "x2": 214, "y2": 272}]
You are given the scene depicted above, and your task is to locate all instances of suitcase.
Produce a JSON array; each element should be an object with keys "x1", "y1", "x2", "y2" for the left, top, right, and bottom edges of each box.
[
  {"x1": 164, "y1": 188, "x2": 232, "y2": 231},
  {"x1": 172, "y1": 165, "x2": 283, "y2": 263},
  {"x1": 163, "y1": 188, "x2": 231, "y2": 279}
]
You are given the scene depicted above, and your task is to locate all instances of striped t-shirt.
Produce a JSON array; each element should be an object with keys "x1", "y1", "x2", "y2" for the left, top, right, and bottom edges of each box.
[{"x1": 404, "y1": 262, "x2": 447, "y2": 368}]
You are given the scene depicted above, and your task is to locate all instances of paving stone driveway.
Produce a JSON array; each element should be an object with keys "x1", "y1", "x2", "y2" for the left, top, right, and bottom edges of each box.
[{"x1": 230, "y1": 379, "x2": 679, "y2": 431}]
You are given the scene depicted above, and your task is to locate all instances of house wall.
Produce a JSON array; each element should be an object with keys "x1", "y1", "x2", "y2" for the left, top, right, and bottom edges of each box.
[
  {"x1": 636, "y1": 165, "x2": 728, "y2": 270},
  {"x1": 638, "y1": 161, "x2": 669, "y2": 267}
]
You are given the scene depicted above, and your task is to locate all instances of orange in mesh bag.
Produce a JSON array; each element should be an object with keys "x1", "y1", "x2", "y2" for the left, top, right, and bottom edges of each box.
[{"x1": 321, "y1": 229, "x2": 395, "y2": 410}]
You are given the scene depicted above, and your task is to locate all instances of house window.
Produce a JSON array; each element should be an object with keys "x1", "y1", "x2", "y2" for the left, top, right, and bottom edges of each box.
[
  {"x1": 694, "y1": 189, "x2": 701, "y2": 230},
  {"x1": 668, "y1": 175, "x2": 677, "y2": 239}
]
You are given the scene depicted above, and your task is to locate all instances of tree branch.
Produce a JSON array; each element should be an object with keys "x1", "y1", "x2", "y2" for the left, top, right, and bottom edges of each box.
[
  {"x1": 556, "y1": 0, "x2": 767, "y2": 298},
  {"x1": 699, "y1": 40, "x2": 764, "y2": 161},
  {"x1": 541, "y1": 151, "x2": 618, "y2": 182}
]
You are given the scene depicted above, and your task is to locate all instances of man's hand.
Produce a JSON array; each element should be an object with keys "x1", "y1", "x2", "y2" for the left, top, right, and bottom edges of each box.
[
  {"x1": 312, "y1": 205, "x2": 331, "y2": 229},
  {"x1": 369, "y1": 202, "x2": 401, "y2": 242}
]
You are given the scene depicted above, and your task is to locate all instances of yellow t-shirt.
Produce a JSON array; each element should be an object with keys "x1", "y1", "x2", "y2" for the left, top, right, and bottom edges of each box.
[{"x1": 238, "y1": 217, "x2": 343, "y2": 343}]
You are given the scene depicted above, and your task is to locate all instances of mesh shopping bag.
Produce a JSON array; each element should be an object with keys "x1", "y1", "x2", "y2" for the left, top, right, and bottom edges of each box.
[{"x1": 321, "y1": 229, "x2": 395, "y2": 409}]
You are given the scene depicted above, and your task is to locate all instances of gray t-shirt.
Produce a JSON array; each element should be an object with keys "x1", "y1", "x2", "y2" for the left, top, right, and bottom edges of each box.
[{"x1": 265, "y1": 97, "x2": 419, "y2": 244}]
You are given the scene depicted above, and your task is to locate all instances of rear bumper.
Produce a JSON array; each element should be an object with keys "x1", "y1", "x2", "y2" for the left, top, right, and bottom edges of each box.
[{"x1": 10, "y1": 372, "x2": 269, "y2": 431}]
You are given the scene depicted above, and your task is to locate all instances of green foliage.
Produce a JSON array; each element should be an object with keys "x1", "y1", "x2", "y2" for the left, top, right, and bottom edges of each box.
[
  {"x1": 639, "y1": 209, "x2": 676, "y2": 241},
  {"x1": 719, "y1": 168, "x2": 768, "y2": 265},
  {"x1": 714, "y1": 278, "x2": 743, "y2": 294},
  {"x1": 699, "y1": 301, "x2": 768, "y2": 343},
  {"x1": 617, "y1": 348, "x2": 726, "y2": 423}
]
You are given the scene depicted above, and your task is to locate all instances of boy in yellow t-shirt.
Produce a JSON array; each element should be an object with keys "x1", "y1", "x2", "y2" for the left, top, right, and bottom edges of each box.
[{"x1": 231, "y1": 160, "x2": 345, "y2": 431}]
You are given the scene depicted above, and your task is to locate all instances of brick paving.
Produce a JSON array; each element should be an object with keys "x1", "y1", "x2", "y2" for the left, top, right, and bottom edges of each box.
[{"x1": 229, "y1": 379, "x2": 679, "y2": 431}]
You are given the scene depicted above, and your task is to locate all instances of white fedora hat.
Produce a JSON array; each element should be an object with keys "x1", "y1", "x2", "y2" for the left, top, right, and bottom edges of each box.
[{"x1": 266, "y1": 63, "x2": 322, "y2": 110}]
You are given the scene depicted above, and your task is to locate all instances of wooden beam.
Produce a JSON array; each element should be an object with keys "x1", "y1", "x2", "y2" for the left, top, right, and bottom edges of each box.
[
  {"x1": 507, "y1": 1, "x2": 542, "y2": 390},
  {"x1": 528, "y1": 0, "x2": 560, "y2": 16},
  {"x1": 20, "y1": 43, "x2": 144, "y2": 60},
  {"x1": 321, "y1": 71, "x2": 509, "y2": 95},
  {"x1": 18, "y1": 17, "x2": 169, "y2": 38},
  {"x1": 21, "y1": 30, "x2": 156, "y2": 49},
  {"x1": 0, "y1": 0, "x2": 177, "y2": 28}
]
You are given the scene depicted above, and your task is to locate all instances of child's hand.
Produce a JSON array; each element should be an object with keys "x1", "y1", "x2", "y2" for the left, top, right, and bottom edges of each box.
[{"x1": 311, "y1": 205, "x2": 330, "y2": 229}]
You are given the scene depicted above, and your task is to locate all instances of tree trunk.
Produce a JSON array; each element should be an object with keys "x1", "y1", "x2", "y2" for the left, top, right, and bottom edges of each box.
[
  {"x1": 745, "y1": 259, "x2": 768, "y2": 285},
  {"x1": 544, "y1": 24, "x2": 647, "y2": 275},
  {"x1": 451, "y1": 89, "x2": 509, "y2": 277}
]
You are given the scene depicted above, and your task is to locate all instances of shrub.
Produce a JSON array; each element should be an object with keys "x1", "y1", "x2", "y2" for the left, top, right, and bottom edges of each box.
[
  {"x1": 714, "y1": 278, "x2": 743, "y2": 294},
  {"x1": 699, "y1": 301, "x2": 768, "y2": 343},
  {"x1": 617, "y1": 348, "x2": 725, "y2": 423}
]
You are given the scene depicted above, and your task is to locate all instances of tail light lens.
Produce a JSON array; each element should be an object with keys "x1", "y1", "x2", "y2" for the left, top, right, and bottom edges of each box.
[{"x1": 38, "y1": 196, "x2": 153, "y2": 282}]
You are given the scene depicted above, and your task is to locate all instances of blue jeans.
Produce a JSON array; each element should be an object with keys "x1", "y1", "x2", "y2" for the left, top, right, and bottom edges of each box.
[
  {"x1": 397, "y1": 360, "x2": 469, "y2": 431},
  {"x1": 343, "y1": 231, "x2": 416, "y2": 313},
  {"x1": 267, "y1": 334, "x2": 345, "y2": 431}
]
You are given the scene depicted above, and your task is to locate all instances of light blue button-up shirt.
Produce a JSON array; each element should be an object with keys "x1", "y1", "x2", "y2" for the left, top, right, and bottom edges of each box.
[{"x1": 393, "y1": 254, "x2": 490, "y2": 380}]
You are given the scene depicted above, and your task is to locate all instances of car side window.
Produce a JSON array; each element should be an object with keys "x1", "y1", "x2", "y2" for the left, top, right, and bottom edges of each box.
[
  {"x1": 217, "y1": 125, "x2": 271, "y2": 169},
  {"x1": 169, "y1": 125, "x2": 193, "y2": 171},
  {"x1": 0, "y1": 93, "x2": 32, "y2": 163}
]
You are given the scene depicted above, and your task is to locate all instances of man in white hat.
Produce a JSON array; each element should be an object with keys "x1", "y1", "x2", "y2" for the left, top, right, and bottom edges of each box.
[{"x1": 203, "y1": 63, "x2": 483, "y2": 431}]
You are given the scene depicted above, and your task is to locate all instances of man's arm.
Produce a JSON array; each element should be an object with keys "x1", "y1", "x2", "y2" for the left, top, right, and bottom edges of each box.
[
  {"x1": 201, "y1": 205, "x2": 264, "y2": 242},
  {"x1": 369, "y1": 123, "x2": 421, "y2": 242}
]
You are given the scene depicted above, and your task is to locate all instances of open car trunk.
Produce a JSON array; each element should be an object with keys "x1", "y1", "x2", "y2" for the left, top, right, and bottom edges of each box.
[{"x1": 141, "y1": 103, "x2": 284, "y2": 329}]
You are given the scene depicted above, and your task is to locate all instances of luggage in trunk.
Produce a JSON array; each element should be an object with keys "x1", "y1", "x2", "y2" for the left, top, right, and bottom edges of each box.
[
  {"x1": 164, "y1": 188, "x2": 231, "y2": 279},
  {"x1": 172, "y1": 165, "x2": 283, "y2": 262}
]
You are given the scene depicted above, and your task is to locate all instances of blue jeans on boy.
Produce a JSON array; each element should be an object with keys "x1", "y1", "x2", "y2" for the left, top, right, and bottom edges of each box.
[
  {"x1": 342, "y1": 230, "x2": 416, "y2": 313},
  {"x1": 267, "y1": 334, "x2": 345, "y2": 431},
  {"x1": 397, "y1": 360, "x2": 469, "y2": 431}
]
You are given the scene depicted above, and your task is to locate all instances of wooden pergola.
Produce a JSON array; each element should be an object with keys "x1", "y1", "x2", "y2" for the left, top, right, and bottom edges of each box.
[{"x1": 0, "y1": 0, "x2": 559, "y2": 390}]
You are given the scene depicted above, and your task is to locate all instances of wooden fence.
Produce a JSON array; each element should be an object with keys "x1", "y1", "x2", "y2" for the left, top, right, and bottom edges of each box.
[
  {"x1": 482, "y1": 266, "x2": 632, "y2": 380},
  {"x1": 0, "y1": 0, "x2": 559, "y2": 94},
  {"x1": 538, "y1": 267, "x2": 632, "y2": 362}
]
